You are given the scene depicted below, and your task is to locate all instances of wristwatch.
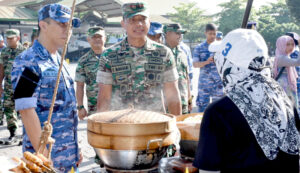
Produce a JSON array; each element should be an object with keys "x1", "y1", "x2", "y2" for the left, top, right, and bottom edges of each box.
[{"x1": 77, "y1": 105, "x2": 84, "y2": 110}]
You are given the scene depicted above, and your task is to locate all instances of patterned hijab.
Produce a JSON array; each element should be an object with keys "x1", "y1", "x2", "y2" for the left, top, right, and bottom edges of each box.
[{"x1": 210, "y1": 29, "x2": 300, "y2": 160}]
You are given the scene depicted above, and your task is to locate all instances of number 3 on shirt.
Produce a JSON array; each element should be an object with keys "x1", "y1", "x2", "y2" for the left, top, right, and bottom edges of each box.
[{"x1": 222, "y1": 43, "x2": 232, "y2": 56}]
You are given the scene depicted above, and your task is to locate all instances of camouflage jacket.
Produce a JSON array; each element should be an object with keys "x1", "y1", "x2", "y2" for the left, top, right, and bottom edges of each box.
[
  {"x1": 75, "y1": 49, "x2": 100, "y2": 114},
  {"x1": 170, "y1": 46, "x2": 189, "y2": 108},
  {"x1": 0, "y1": 43, "x2": 25, "y2": 90},
  {"x1": 11, "y1": 40, "x2": 79, "y2": 172},
  {"x1": 97, "y1": 37, "x2": 178, "y2": 112}
]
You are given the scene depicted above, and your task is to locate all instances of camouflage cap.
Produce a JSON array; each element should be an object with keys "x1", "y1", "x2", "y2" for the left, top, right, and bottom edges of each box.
[
  {"x1": 5, "y1": 29, "x2": 20, "y2": 38},
  {"x1": 122, "y1": 2, "x2": 149, "y2": 19},
  {"x1": 148, "y1": 22, "x2": 163, "y2": 36},
  {"x1": 88, "y1": 26, "x2": 105, "y2": 37},
  {"x1": 163, "y1": 23, "x2": 186, "y2": 34},
  {"x1": 38, "y1": 3, "x2": 80, "y2": 28}
]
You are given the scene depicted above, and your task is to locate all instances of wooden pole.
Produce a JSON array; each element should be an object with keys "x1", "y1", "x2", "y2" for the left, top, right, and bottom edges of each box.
[
  {"x1": 36, "y1": 0, "x2": 77, "y2": 159},
  {"x1": 241, "y1": 0, "x2": 254, "y2": 28},
  {"x1": 47, "y1": 0, "x2": 77, "y2": 123}
]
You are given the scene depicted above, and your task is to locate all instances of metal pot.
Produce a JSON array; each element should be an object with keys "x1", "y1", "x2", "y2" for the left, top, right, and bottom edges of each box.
[
  {"x1": 94, "y1": 139, "x2": 169, "y2": 170},
  {"x1": 179, "y1": 140, "x2": 198, "y2": 159},
  {"x1": 176, "y1": 113, "x2": 202, "y2": 159}
]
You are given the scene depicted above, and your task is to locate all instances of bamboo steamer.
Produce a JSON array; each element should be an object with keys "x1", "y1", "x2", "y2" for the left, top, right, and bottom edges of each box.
[
  {"x1": 87, "y1": 109, "x2": 177, "y2": 136},
  {"x1": 176, "y1": 113, "x2": 203, "y2": 141},
  {"x1": 88, "y1": 130, "x2": 176, "y2": 150},
  {"x1": 87, "y1": 109, "x2": 177, "y2": 150}
]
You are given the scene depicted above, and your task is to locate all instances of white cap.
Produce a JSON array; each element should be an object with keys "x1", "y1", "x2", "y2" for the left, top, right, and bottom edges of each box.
[{"x1": 209, "y1": 29, "x2": 268, "y2": 69}]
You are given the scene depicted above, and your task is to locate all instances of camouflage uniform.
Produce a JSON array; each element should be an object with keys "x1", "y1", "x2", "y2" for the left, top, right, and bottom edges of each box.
[
  {"x1": 11, "y1": 3, "x2": 81, "y2": 172},
  {"x1": 0, "y1": 42, "x2": 25, "y2": 132},
  {"x1": 164, "y1": 23, "x2": 190, "y2": 114},
  {"x1": 12, "y1": 40, "x2": 79, "y2": 172},
  {"x1": 0, "y1": 36, "x2": 6, "y2": 124},
  {"x1": 75, "y1": 49, "x2": 100, "y2": 114},
  {"x1": 97, "y1": 37, "x2": 178, "y2": 112},
  {"x1": 193, "y1": 41, "x2": 224, "y2": 112},
  {"x1": 170, "y1": 46, "x2": 189, "y2": 114}
]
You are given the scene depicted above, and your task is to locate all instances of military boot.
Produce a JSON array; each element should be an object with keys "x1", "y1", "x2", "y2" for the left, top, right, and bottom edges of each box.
[{"x1": 4, "y1": 129, "x2": 19, "y2": 145}]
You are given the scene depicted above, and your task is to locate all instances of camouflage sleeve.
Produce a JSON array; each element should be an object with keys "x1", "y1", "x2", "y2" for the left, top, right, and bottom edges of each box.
[
  {"x1": 96, "y1": 52, "x2": 113, "y2": 84},
  {"x1": 75, "y1": 60, "x2": 85, "y2": 83},
  {"x1": 163, "y1": 48, "x2": 179, "y2": 83},
  {"x1": 11, "y1": 53, "x2": 40, "y2": 111}
]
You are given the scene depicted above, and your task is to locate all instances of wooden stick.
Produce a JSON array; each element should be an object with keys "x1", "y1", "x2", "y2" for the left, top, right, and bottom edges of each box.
[
  {"x1": 241, "y1": 0, "x2": 254, "y2": 28},
  {"x1": 36, "y1": 0, "x2": 77, "y2": 158},
  {"x1": 47, "y1": 0, "x2": 77, "y2": 123}
]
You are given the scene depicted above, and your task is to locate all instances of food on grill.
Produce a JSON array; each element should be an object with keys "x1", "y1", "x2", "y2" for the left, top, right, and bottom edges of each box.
[
  {"x1": 92, "y1": 109, "x2": 172, "y2": 123},
  {"x1": 9, "y1": 152, "x2": 55, "y2": 173}
]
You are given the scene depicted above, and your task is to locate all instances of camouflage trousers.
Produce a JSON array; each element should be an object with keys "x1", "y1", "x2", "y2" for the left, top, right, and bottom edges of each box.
[{"x1": 3, "y1": 88, "x2": 18, "y2": 131}]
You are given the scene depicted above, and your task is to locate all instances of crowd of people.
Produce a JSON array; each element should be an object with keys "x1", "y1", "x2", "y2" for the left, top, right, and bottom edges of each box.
[{"x1": 0, "y1": 1, "x2": 299, "y2": 172}]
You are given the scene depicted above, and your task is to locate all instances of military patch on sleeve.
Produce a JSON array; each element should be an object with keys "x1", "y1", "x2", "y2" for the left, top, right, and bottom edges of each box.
[{"x1": 14, "y1": 67, "x2": 40, "y2": 99}]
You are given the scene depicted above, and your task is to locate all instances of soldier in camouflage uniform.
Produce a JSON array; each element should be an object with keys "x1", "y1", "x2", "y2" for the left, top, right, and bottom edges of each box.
[
  {"x1": 97, "y1": 2, "x2": 182, "y2": 115},
  {"x1": 164, "y1": 23, "x2": 191, "y2": 114},
  {"x1": 75, "y1": 26, "x2": 106, "y2": 119},
  {"x1": 0, "y1": 29, "x2": 25, "y2": 145},
  {"x1": 11, "y1": 4, "x2": 82, "y2": 172},
  {"x1": 0, "y1": 35, "x2": 5, "y2": 126}
]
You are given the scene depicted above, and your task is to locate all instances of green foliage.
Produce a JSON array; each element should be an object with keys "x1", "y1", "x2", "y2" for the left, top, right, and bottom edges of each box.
[
  {"x1": 257, "y1": 0, "x2": 300, "y2": 52},
  {"x1": 286, "y1": 0, "x2": 300, "y2": 23},
  {"x1": 167, "y1": 2, "x2": 212, "y2": 43},
  {"x1": 216, "y1": 0, "x2": 299, "y2": 54},
  {"x1": 216, "y1": 0, "x2": 247, "y2": 35}
]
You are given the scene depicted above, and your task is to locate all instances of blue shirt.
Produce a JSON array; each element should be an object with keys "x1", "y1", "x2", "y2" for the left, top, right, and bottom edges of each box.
[
  {"x1": 11, "y1": 40, "x2": 79, "y2": 172},
  {"x1": 193, "y1": 41, "x2": 220, "y2": 79}
]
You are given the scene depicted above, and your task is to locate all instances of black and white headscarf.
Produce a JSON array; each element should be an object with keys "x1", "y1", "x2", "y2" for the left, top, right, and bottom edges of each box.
[{"x1": 212, "y1": 29, "x2": 300, "y2": 160}]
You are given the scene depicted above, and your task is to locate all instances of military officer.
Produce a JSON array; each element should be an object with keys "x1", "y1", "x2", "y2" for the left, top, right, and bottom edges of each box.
[
  {"x1": 193, "y1": 23, "x2": 224, "y2": 112},
  {"x1": 164, "y1": 23, "x2": 191, "y2": 114},
  {"x1": 96, "y1": 2, "x2": 182, "y2": 115},
  {"x1": 75, "y1": 26, "x2": 106, "y2": 119},
  {"x1": 0, "y1": 29, "x2": 25, "y2": 145},
  {"x1": 11, "y1": 3, "x2": 82, "y2": 172},
  {"x1": 0, "y1": 35, "x2": 5, "y2": 126}
]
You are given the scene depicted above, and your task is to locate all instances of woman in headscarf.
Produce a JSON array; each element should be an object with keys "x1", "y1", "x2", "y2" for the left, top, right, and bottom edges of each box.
[
  {"x1": 193, "y1": 29, "x2": 300, "y2": 173},
  {"x1": 273, "y1": 35, "x2": 300, "y2": 112}
]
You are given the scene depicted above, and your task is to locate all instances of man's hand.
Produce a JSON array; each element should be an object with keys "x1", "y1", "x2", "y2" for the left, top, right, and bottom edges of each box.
[
  {"x1": 78, "y1": 108, "x2": 87, "y2": 120},
  {"x1": 206, "y1": 56, "x2": 214, "y2": 64},
  {"x1": 193, "y1": 56, "x2": 215, "y2": 68}
]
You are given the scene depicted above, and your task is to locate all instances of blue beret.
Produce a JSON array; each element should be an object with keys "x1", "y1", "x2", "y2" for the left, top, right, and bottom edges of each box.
[
  {"x1": 38, "y1": 3, "x2": 80, "y2": 28},
  {"x1": 148, "y1": 22, "x2": 163, "y2": 36}
]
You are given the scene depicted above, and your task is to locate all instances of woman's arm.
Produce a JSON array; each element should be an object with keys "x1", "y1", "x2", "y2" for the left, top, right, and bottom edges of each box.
[{"x1": 277, "y1": 54, "x2": 300, "y2": 67}]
